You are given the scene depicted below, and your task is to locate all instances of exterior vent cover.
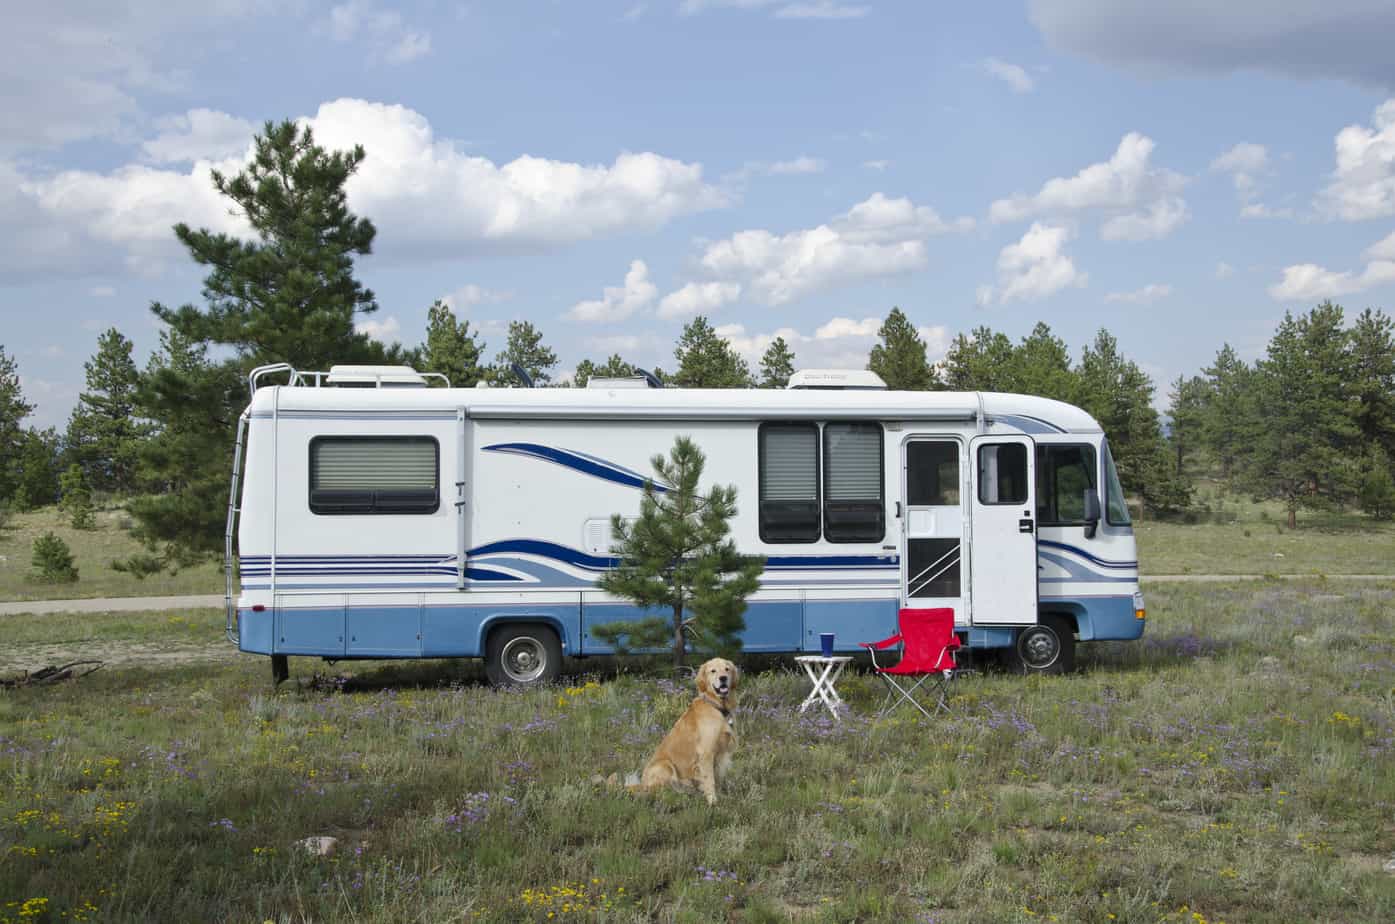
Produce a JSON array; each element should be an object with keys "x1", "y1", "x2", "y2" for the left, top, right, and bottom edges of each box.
[
  {"x1": 326, "y1": 365, "x2": 428, "y2": 388},
  {"x1": 586, "y1": 377, "x2": 651, "y2": 389},
  {"x1": 787, "y1": 369, "x2": 887, "y2": 390}
]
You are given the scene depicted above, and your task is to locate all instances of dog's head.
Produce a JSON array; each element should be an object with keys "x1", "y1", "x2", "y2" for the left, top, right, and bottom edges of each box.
[{"x1": 696, "y1": 658, "x2": 738, "y2": 701}]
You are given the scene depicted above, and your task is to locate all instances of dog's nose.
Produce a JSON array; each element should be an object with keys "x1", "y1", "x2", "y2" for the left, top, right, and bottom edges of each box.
[{"x1": 718, "y1": 675, "x2": 729, "y2": 686}]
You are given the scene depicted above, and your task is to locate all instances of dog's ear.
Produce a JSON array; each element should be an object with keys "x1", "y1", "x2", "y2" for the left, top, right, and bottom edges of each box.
[
  {"x1": 729, "y1": 661, "x2": 740, "y2": 687},
  {"x1": 696, "y1": 667, "x2": 711, "y2": 695}
]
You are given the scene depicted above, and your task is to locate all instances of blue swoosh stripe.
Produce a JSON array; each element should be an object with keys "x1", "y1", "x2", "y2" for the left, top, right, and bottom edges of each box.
[
  {"x1": 483, "y1": 443, "x2": 671, "y2": 492},
  {"x1": 1038, "y1": 540, "x2": 1137, "y2": 570}
]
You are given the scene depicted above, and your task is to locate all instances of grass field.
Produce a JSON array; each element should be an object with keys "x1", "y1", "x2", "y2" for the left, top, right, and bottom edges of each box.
[
  {"x1": 0, "y1": 506, "x2": 224, "y2": 603},
  {"x1": 3, "y1": 582, "x2": 1394, "y2": 922}
]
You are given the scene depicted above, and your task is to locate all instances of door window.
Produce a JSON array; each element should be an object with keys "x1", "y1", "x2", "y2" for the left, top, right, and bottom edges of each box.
[
  {"x1": 906, "y1": 441, "x2": 959, "y2": 506},
  {"x1": 976, "y1": 442, "x2": 1028, "y2": 505},
  {"x1": 1035, "y1": 444, "x2": 1097, "y2": 525}
]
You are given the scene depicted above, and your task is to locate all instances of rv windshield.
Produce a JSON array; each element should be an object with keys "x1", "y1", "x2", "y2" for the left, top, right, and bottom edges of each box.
[{"x1": 1101, "y1": 439, "x2": 1131, "y2": 525}]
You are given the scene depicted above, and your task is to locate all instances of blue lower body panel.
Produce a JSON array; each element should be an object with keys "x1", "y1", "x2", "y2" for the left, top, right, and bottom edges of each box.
[
  {"x1": 1040, "y1": 594, "x2": 1145, "y2": 641},
  {"x1": 801, "y1": 598, "x2": 899, "y2": 653}
]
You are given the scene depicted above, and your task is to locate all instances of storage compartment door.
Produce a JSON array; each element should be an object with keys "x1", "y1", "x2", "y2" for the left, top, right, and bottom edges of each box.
[{"x1": 275, "y1": 595, "x2": 345, "y2": 655}]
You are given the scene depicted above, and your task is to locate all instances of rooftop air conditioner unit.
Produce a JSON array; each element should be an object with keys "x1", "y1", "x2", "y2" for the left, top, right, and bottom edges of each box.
[{"x1": 786, "y1": 368, "x2": 887, "y2": 390}]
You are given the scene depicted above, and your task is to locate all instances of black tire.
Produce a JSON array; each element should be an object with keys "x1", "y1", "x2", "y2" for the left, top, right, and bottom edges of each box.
[
  {"x1": 485, "y1": 624, "x2": 562, "y2": 687},
  {"x1": 1011, "y1": 616, "x2": 1075, "y2": 675},
  {"x1": 271, "y1": 654, "x2": 289, "y2": 686}
]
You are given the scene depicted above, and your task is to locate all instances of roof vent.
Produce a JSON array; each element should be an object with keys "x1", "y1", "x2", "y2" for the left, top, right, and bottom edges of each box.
[
  {"x1": 787, "y1": 369, "x2": 887, "y2": 390},
  {"x1": 326, "y1": 365, "x2": 430, "y2": 388},
  {"x1": 586, "y1": 376, "x2": 651, "y2": 389}
]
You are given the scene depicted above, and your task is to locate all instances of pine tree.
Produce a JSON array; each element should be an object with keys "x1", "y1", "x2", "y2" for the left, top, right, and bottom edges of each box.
[
  {"x1": 594, "y1": 436, "x2": 765, "y2": 666},
  {"x1": 1200, "y1": 344, "x2": 1255, "y2": 481},
  {"x1": 1166, "y1": 374, "x2": 1211, "y2": 474},
  {"x1": 1076, "y1": 329, "x2": 1190, "y2": 513},
  {"x1": 491, "y1": 320, "x2": 558, "y2": 386},
  {"x1": 120, "y1": 330, "x2": 244, "y2": 573},
  {"x1": 672, "y1": 317, "x2": 753, "y2": 388},
  {"x1": 419, "y1": 300, "x2": 486, "y2": 387},
  {"x1": 59, "y1": 464, "x2": 96, "y2": 530},
  {"x1": 65, "y1": 328, "x2": 149, "y2": 493},
  {"x1": 572, "y1": 354, "x2": 637, "y2": 388},
  {"x1": 9, "y1": 428, "x2": 61, "y2": 510},
  {"x1": 867, "y1": 307, "x2": 936, "y2": 390},
  {"x1": 942, "y1": 326, "x2": 1017, "y2": 391},
  {"x1": 758, "y1": 337, "x2": 796, "y2": 388},
  {"x1": 1349, "y1": 308, "x2": 1395, "y2": 458},
  {"x1": 128, "y1": 119, "x2": 400, "y2": 570},
  {"x1": 1358, "y1": 447, "x2": 1395, "y2": 520},
  {"x1": 1241, "y1": 305, "x2": 1359, "y2": 528},
  {"x1": 0, "y1": 346, "x2": 36, "y2": 505},
  {"x1": 1015, "y1": 323, "x2": 1077, "y2": 401}
]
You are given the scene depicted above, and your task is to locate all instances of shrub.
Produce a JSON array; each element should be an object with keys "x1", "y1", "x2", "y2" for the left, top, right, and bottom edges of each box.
[
  {"x1": 31, "y1": 531, "x2": 79, "y2": 583},
  {"x1": 59, "y1": 464, "x2": 96, "y2": 530}
]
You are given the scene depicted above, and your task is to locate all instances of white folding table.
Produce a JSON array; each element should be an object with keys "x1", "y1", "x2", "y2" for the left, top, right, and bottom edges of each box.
[{"x1": 794, "y1": 655, "x2": 853, "y2": 720}]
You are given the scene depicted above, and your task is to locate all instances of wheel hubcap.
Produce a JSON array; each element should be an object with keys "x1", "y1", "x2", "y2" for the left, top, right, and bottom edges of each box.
[
  {"x1": 1022, "y1": 629, "x2": 1059, "y2": 668},
  {"x1": 502, "y1": 638, "x2": 545, "y2": 682}
]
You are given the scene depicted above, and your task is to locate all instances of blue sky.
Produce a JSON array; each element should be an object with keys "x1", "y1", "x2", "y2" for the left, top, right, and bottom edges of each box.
[{"x1": 3, "y1": 0, "x2": 1395, "y2": 428}]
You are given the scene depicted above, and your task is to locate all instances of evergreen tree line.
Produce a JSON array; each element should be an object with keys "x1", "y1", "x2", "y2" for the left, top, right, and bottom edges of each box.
[{"x1": 2, "y1": 118, "x2": 1391, "y2": 577}]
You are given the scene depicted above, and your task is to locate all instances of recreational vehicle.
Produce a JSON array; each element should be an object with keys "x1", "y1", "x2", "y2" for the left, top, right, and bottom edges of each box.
[{"x1": 226, "y1": 364, "x2": 1145, "y2": 685}]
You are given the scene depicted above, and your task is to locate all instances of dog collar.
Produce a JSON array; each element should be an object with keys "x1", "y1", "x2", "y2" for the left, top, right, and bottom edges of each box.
[{"x1": 702, "y1": 694, "x2": 733, "y2": 723}]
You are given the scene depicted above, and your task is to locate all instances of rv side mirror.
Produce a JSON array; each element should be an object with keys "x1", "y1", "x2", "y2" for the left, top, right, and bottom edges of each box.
[{"x1": 1082, "y1": 489, "x2": 1102, "y2": 538}]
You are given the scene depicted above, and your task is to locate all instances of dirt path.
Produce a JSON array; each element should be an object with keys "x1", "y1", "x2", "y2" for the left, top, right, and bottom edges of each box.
[
  {"x1": 0, "y1": 594, "x2": 223, "y2": 616},
  {"x1": 0, "y1": 640, "x2": 237, "y2": 674}
]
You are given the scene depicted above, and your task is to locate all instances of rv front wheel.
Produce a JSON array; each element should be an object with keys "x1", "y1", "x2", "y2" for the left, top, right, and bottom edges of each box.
[
  {"x1": 486, "y1": 624, "x2": 562, "y2": 687},
  {"x1": 1011, "y1": 617, "x2": 1075, "y2": 675}
]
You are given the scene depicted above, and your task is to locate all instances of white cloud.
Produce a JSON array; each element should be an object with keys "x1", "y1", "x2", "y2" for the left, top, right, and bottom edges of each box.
[
  {"x1": 773, "y1": 1, "x2": 870, "y2": 19},
  {"x1": 1104, "y1": 283, "x2": 1171, "y2": 304},
  {"x1": 1216, "y1": 261, "x2": 1234, "y2": 279},
  {"x1": 89, "y1": 285, "x2": 116, "y2": 297},
  {"x1": 692, "y1": 192, "x2": 973, "y2": 305},
  {"x1": 322, "y1": 1, "x2": 431, "y2": 64},
  {"x1": 863, "y1": 159, "x2": 891, "y2": 171},
  {"x1": 1319, "y1": 99, "x2": 1395, "y2": 221},
  {"x1": 142, "y1": 109, "x2": 256, "y2": 164},
  {"x1": 980, "y1": 223, "x2": 1087, "y2": 305},
  {"x1": 1366, "y1": 229, "x2": 1395, "y2": 261},
  {"x1": 441, "y1": 284, "x2": 512, "y2": 312},
  {"x1": 1269, "y1": 231, "x2": 1395, "y2": 300},
  {"x1": 567, "y1": 260, "x2": 658, "y2": 322},
  {"x1": 0, "y1": 98, "x2": 729, "y2": 280},
  {"x1": 681, "y1": 0, "x2": 869, "y2": 19},
  {"x1": 656, "y1": 281, "x2": 742, "y2": 320},
  {"x1": 0, "y1": 4, "x2": 271, "y2": 151},
  {"x1": 304, "y1": 99, "x2": 728, "y2": 260},
  {"x1": 621, "y1": 4, "x2": 647, "y2": 21},
  {"x1": 989, "y1": 132, "x2": 1189, "y2": 240},
  {"x1": 767, "y1": 156, "x2": 826, "y2": 175},
  {"x1": 1028, "y1": 0, "x2": 1395, "y2": 89},
  {"x1": 355, "y1": 314, "x2": 402, "y2": 341},
  {"x1": 1239, "y1": 203, "x2": 1295, "y2": 220},
  {"x1": 981, "y1": 57, "x2": 1035, "y2": 93}
]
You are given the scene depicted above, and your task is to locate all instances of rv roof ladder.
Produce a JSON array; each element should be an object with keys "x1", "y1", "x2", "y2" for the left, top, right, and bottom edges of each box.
[{"x1": 224, "y1": 410, "x2": 249, "y2": 645}]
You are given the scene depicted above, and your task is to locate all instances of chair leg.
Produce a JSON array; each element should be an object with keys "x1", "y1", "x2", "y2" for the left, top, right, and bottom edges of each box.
[{"x1": 876, "y1": 674, "x2": 936, "y2": 720}]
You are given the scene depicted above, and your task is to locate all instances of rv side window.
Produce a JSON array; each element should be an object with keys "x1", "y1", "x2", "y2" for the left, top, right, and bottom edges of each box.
[
  {"x1": 977, "y1": 442, "x2": 1028, "y2": 505},
  {"x1": 1035, "y1": 444, "x2": 1097, "y2": 525},
  {"x1": 758, "y1": 423, "x2": 821, "y2": 542},
  {"x1": 823, "y1": 422, "x2": 884, "y2": 542},
  {"x1": 309, "y1": 436, "x2": 440, "y2": 515}
]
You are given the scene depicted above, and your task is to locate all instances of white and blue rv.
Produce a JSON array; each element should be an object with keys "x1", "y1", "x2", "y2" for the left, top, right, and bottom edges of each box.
[{"x1": 226, "y1": 364, "x2": 1145, "y2": 685}]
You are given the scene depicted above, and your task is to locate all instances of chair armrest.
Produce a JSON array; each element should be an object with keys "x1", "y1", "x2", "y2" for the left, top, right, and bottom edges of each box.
[{"x1": 860, "y1": 634, "x2": 902, "y2": 651}]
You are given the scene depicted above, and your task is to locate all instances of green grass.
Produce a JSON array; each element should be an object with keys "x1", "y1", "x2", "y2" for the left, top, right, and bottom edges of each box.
[
  {"x1": 1136, "y1": 482, "x2": 1395, "y2": 575},
  {"x1": 4, "y1": 584, "x2": 1395, "y2": 922},
  {"x1": 0, "y1": 506, "x2": 223, "y2": 603}
]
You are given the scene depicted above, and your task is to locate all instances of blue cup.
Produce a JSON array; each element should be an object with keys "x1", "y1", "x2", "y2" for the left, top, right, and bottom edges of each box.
[{"x1": 819, "y1": 632, "x2": 835, "y2": 658}]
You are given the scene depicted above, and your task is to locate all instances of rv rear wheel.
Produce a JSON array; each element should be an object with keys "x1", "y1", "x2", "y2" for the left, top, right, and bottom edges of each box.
[
  {"x1": 1010, "y1": 616, "x2": 1075, "y2": 675},
  {"x1": 485, "y1": 624, "x2": 562, "y2": 687}
]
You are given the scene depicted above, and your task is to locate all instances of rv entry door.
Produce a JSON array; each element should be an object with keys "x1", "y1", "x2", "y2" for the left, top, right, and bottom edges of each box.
[
  {"x1": 968, "y1": 435, "x2": 1038, "y2": 625},
  {"x1": 900, "y1": 438, "x2": 965, "y2": 623}
]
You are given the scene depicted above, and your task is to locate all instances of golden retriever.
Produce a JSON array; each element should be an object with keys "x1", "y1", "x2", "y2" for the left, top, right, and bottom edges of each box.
[{"x1": 626, "y1": 657, "x2": 739, "y2": 805}]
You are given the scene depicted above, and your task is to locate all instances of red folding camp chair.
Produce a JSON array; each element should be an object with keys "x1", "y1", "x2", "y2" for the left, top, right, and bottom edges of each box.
[{"x1": 861, "y1": 607, "x2": 961, "y2": 719}]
